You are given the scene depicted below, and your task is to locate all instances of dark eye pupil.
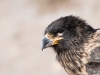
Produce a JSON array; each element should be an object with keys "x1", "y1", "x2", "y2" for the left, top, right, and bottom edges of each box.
[{"x1": 59, "y1": 28, "x2": 65, "y2": 33}]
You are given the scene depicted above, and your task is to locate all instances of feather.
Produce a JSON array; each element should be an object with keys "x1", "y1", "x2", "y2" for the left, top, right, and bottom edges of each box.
[{"x1": 42, "y1": 15, "x2": 100, "y2": 75}]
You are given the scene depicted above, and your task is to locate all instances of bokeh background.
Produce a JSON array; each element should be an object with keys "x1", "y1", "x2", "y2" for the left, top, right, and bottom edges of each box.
[{"x1": 0, "y1": 0, "x2": 100, "y2": 75}]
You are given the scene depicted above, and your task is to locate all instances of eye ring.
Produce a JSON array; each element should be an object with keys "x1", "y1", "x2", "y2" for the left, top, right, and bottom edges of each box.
[{"x1": 58, "y1": 28, "x2": 65, "y2": 33}]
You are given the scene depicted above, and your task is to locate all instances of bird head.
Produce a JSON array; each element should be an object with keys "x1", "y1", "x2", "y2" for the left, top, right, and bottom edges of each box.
[{"x1": 41, "y1": 15, "x2": 95, "y2": 51}]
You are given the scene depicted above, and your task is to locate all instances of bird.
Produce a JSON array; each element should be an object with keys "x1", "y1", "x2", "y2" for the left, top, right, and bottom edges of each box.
[{"x1": 41, "y1": 15, "x2": 100, "y2": 75}]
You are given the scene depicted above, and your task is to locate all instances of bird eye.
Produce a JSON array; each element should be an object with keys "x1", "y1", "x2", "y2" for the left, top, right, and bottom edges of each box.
[{"x1": 58, "y1": 28, "x2": 65, "y2": 33}]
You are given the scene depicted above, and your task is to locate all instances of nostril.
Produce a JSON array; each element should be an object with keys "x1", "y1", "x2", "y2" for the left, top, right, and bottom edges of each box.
[
  {"x1": 45, "y1": 34, "x2": 50, "y2": 39},
  {"x1": 47, "y1": 35, "x2": 49, "y2": 38}
]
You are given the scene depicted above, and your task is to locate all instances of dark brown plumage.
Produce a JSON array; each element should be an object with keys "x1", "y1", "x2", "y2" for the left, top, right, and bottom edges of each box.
[{"x1": 41, "y1": 15, "x2": 100, "y2": 75}]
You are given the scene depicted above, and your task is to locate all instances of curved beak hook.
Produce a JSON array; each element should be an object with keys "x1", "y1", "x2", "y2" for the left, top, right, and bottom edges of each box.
[{"x1": 41, "y1": 36, "x2": 52, "y2": 50}]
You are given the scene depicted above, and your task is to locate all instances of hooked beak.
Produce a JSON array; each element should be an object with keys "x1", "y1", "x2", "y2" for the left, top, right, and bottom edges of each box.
[
  {"x1": 41, "y1": 33, "x2": 63, "y2": 50},
  {"x1": 41, "y1": 36, "x2": 52, "y2": 50}
]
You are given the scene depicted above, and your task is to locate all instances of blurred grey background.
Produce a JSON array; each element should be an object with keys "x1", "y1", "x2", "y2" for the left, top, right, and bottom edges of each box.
[{"x1": 0, "y1": 0, "x2": 100, "y2": 75}]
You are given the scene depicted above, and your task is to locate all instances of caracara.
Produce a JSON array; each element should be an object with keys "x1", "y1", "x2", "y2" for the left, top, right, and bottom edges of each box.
[{"x1": 41, "y1": 15, "x2": 100, "y2": 75}]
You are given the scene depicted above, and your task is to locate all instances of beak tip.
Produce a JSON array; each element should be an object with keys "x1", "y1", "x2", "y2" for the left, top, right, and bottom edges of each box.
[
  {"x1": 42, "y1": 48, "x2": 44, "y2": 51},
  {"x1": 41, "y1": 46, "x2": 44, "y2": 51}
]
